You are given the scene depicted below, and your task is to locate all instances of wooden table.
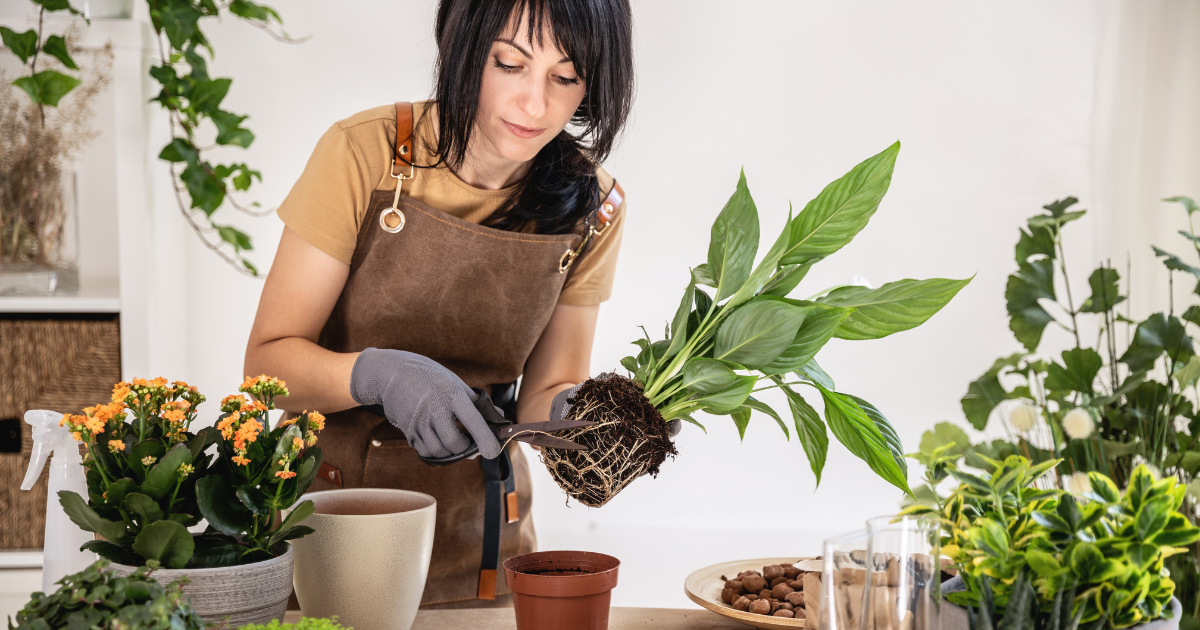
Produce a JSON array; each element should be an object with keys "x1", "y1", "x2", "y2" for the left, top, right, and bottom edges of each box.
[{"x1": 284, "y1": 607, "x2": 753, "y2": 629}]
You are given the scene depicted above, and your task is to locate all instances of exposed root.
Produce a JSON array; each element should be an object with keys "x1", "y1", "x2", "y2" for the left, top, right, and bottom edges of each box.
[{"x1": 539, "y1": 374, "x2": 677, "y2": 507}]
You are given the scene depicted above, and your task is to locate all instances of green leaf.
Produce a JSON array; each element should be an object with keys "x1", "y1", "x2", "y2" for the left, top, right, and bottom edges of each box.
[
  {"x1": 1, "y1": 27, "x2": 38, "y2": 64},
  {"x1": 1087, "y1": 472, "x2": 1120, "y2": 503},
  {"x1": 58, "y1": 491, "x2": 127, "y2": 541},
  {"x1": 730, "y1": 406, "x2": 751, "y2": 440},
  {"x1": 971, "y1": 518, "x2": 1010, "y2": 556},
  {"x1": 181, "y1": 162, "x2": 225, "y2": 215},
  {"x1": 962, "y1": 373, "x2": 1008, "y2": 431},
  {"x1": 1135, "y1": 495, "x2": 1173, "y2": 541},
  {"x1": 31, "y1": 0, "x2": 77, "y2": 11},
  {"x1": 211, "y1": 109, "x2": 255, "y2": 148},
  {"x1": 40, "y1": 35, "x2": 77, "y2": 69},
  {"x1": 270, "y1": 526, "x2": 315, "y2": 545},
  {"x1": 742, "y1": 396, "x2": 787, "y2": 437},
  {"x1": 782, "y1": 385, "x2": 828, "y2": 485},
  {"x1": 158, "y1": 1, "x2": 202, "y2": 49},
  {"x1": 819, "y1": 277, "x2": 970, "y2": 340},
  {"x1": 229, "y1": 0, "x2": 282, "y2": 23},
  {"x1": 1066, "y1": 542, "x2": 1121, "y2": 583},
  {"x1": 13, "y1": 70, "x2": 81, "y2": 106},
  {"x1": 236, "y1": 486, "x2": 273, "y2": 515},
  {"x1": 692, "y1": 263, "x2": 716, "y2": 287},
  {"x1": 762, "y1": 260, "x2": 818, "y2": 298},
  {"x1": 780, "y1": 141, "x2": 899, "y2": 266},
  {"x1": 215, "y1": 225, "x2": 253, "y2": 252},
  {"x1": 794, "y1": 359, "x2": 834, "y2": 390},
  {"x1": 123, "y1": 493, "x2": 165, "y2": 526},
  {"x1": 187, "y1": 77, "x2": 231, "y2": 114},
  {"x1": 1164, "y1": 195, "x2": 1200, "y2": 215},
  {"x1": 714, "y1": 299, "x2": 808, "y2": 368},
  {"x1": 1006, "y1": 259, "x2": 1057, "y2": 351},
  {"x1": 105, "y1": 478, "x2": 138, "y2": 508},
  {"x1": 195, "y1": 475, "x2": 253, "y2": 536},
  {"x1": 708, "y1": 169, "x2": 760, "y2": 303},
  {"x1": 127, "y1": 440, "x2": 165, "y2": 482},
  {"x1": 140, "y1": 444, "x2": 191, "y2": 499},
  {"x1": 1184, "y1": 306, "x2": 1200, "y2": 327},
  {"x1": 1078, "y1": 267, "x2": 1124, "y2": 313},
  {"x1": 850, "y1": 395, "x2": 908, "y2": 481},
  {"x1": 682, "y1": 357, "x2": 739, "y2": 394},
  {"x1": 1120, "y1": 312, "x2": 1194, "y2": 372},
  {"x1": 187, "y1": 535, "x2": 242, "y2": 568},
  {"x1": 663, "y1": 278, "x2": 695, "y2": 360},
  {"x1": 1126, "y1": 543, "x2": 1160, "y2": 571},
  {"x1": 726, "y1": 205, "x2": 794, "y2": 310},
  {"x1": 132, "y1": 520, "x2": 195, "y2": 569},
  {"x1": 919, "y1": 422, "x2": 971, "y2": 459},
  {"x1": 279, "y1": 499, "x2": 315, "y2": 533},
  {"x1": 759, "y1": 302, "x2": 852, "y2": 375},
  {"x1": 158, "y1": 138, "x2": 198, "y2": 163},
  {"x1": 819, "y1": 386, "x2": 911, "y2": 495},
  {"x1": 1153, "y1": 246, "x2": 1200, "y2": 292},
  {"x1": 80, "y1": 540, "x2": 141, "y2": 565},
  {"x1": 691, "y1": 375, "x2": 758, "y2": 414},
  {"x1": 1015, "y1": 225, "x2": 1056, "y2": 264},
  {"x1": 1044, "y1": 348, "x2": 1102, "y2": 394},
  {"x1": 1026, "y1": 549, "x2": 1062, "y2": 577},
  {"x1": 1174, "y1": 355, "x2": 1200, "y2": 388}
]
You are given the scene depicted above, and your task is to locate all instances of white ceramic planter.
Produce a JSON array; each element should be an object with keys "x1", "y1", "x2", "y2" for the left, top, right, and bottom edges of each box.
[
  {"x1": 109, "y1": 544, "x2": 294, "y2": 628},
  {"x1": 79, "y1": 0, "x2": 133, "y2": 18},
  {"x1": 286, "y1": 489, "x2": 436, "y2": 630}
]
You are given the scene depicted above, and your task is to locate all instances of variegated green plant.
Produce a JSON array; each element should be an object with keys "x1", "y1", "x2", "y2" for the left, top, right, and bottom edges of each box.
[{"x1": 903, "y1": 450, "x2": 1200, "y2": 629}]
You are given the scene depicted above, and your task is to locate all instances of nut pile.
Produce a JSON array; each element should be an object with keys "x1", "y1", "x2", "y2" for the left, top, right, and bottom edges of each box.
[{"x1": 719, "y1": 562, "x2": 821, "y2": 620}]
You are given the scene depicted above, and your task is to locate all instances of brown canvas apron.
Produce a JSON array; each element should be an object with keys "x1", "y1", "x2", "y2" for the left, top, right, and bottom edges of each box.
[{"x1": 307, "y1": 102, "x2": 621, "y2": 609}]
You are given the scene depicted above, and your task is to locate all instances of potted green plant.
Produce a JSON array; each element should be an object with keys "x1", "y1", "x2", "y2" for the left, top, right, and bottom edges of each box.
[
  {"x1": 54, "y1": 375, "x2": 326, "y2": 626},
  {"x1": 8, "y1": 559, "x2": 205, "y2": 630},
  {"x1": 915, "y1": 195, "x2": 1200, "y2": 622},
  {"x1": 902, "y1": 449, "x2": 1200, "y2": 629},
  {"x1": 542, "y1": 143, "x2": 971, "y2": 506}
]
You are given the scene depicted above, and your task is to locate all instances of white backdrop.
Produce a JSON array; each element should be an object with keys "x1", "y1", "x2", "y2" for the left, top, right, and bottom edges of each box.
[{"x1": 113, "y1": 0, "x2": 1195, "y2": 608}]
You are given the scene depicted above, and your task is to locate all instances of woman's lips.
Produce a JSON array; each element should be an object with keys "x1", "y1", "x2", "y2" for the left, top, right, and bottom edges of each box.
[{"x1": 503, "y1": 119, "x2": 546, "y2": 139}]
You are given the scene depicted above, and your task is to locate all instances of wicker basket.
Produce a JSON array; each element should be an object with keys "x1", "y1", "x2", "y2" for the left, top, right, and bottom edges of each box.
[{"x1": 0, "y1": 315, "x2": 120, "y2": 550}]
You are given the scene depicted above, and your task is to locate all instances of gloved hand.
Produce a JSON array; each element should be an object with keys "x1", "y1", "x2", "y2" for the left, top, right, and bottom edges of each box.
[
  {"x1": 350, "y1": 348, "x2": 503, "y2": 460},
  {"x1": 550, "y1": 373, "x2": 682, "y2": 437}
]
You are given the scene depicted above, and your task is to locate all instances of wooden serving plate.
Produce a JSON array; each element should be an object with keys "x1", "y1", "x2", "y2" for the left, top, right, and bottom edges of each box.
[{"x1": 684, "y1": 557, "x2": 822, "y2": 630}]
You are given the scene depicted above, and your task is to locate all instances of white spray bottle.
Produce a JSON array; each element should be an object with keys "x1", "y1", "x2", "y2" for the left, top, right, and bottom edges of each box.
[{"x1": 22, "y1": 410, "x2": 97, "y2": 593}]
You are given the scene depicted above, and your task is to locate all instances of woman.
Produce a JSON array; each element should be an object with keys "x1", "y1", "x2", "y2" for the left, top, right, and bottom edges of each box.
[{"x1": 243, "y1": 0, "x2": 633, "y2": 610}]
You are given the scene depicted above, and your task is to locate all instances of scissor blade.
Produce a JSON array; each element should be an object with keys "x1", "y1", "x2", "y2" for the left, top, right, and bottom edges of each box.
[
  {"x1": 514, "y1": 432, "x2": 588, "y2": 450},
  {"x1": 494, "y1": 419, "x2": 595, "y2": 442}
]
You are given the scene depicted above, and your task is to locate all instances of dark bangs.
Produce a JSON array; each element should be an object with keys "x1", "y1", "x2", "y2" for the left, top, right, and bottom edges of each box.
[{"x1": 432, "y1": 0, "x2": 634, "y2": 235}]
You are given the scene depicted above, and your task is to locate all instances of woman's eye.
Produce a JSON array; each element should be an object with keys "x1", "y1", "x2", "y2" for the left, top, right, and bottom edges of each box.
[
  {"x1": 556, "y1": 75, "x2": 580, "y2": 87},
  {"x1": 493, "y1": 59, "x2": 519, "y2": 73}
]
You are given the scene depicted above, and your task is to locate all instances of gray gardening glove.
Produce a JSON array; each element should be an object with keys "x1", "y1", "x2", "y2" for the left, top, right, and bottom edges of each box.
[
  {"x1": 550, "y1": 372, "x2": 682, "y2": 437},
  {"x1": 350, "y1": 348, "x2": 503, "y2": 460}
]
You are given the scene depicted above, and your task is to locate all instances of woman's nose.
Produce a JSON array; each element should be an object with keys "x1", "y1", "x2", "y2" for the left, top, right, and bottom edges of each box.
[{"x1": 516, "y1": 77, "x2": 547, "y2": 121}]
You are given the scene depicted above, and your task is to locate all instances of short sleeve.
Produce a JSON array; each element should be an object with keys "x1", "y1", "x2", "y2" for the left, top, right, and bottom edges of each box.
[
  {"x1": 558, "y1": 196, "x2": 626, "y2": 305},
  {"x1": 275, "y1": 123, "x2": 373, "y2": 265}
]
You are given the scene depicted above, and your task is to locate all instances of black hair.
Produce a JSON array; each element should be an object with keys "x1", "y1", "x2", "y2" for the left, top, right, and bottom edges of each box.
[{"x1": 429, "y1": 0, "x2": 634, "y2": 235}]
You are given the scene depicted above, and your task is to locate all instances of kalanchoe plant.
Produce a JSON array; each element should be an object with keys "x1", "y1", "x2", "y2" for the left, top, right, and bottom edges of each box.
[
  {"x1": 542, "y1": 143, "x2": 971, "y2": 507},
  {"x1": 901, "y1": 450, "x2": 1200, "y2": 629},
  {"x1": 57, "y1": 375, "x2": 325, "y2": 568},
  {"x1": 8, "y1": 559, "x2": 205, "y2": 630}
]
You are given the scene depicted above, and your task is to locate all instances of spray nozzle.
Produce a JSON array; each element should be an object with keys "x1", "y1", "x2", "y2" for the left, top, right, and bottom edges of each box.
[{"x1": 22, "y1": 410, "x2": 79, "y2": 491}]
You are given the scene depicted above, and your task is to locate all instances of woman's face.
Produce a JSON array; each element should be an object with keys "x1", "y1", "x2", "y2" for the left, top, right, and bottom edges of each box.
[{"x1": 474, "y1": 14, "x2": 587, "y2": 165}]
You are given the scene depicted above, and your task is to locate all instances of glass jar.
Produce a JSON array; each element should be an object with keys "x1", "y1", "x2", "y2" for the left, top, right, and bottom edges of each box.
[{"x1": 0, "y1": 170, "x2": 80, "y2": 295}]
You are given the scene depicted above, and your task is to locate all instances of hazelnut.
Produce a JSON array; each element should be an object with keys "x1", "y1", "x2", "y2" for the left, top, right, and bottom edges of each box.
[
  {"x1": 788, "y1": 580, "x2": 804, "y2": 590},
  {"x1": 785, "y1": 591, "x2": 805, "y2": 607},
  {"x1": 772, "y1": 584, "x2": 795, "y2": 599},
  {"x1": 749, "y1": 599, "x2": 771, "y2": 616},
  {"x1": 733, "y1": 596, "x2": 751, "y2": 611},
  {"x1": 745, "y1": 594, "x2": 759, "y2": 601},
  {"x1": 759, "y1": 590, "x2": 773, "y2": 600},
  {"x1": 780, "y1": 602, "x2": 794, "y2": 611},
  {"x1": 721, "y1": 588, "x2": 735, "y2": 604},
  {"x1": 770, "y1": 576, "x2": 790, "y2": 588},
  {"x1": 783, "y1": 566, "x2": 800, "y2": 579},
  {"x1": 726, "y1": 579, "x2": 744, "y2": 594},
  {"x1": 741, "y1": 575, "x2": 767, "y2": 592},
  {"x1": 774, "y1": 610, "x2": 795, "y2": 618},
  {"x1": 763, "y1": 565, "x2": 785, "y2": 582}
]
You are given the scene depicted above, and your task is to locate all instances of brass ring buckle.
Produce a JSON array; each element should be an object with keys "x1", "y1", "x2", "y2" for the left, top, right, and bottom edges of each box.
[
  {"x1": 380, "y1": 207, "x2": 406, "y2": 233},
  {"x1": 559, "y1": 249, "x2": 577, "y2": 274},
  {"x1": 380, "y1": 158, "x2": 415, "y2": 234}
]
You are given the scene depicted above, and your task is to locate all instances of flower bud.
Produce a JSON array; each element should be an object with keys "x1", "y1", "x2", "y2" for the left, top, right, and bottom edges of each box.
[
  {"x1": 1062, "y1": 408, "x2": 1094, "y2": 439},
  {"x1": 1064, "y1": 471, "x2": 1090, "y2": 494}
]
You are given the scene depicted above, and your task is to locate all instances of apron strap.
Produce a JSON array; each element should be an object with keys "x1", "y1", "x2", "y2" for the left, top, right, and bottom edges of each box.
[
  {"x1": 478, "y1": 448, "x2": 514, "y2": 600},
  {"x1": 393, "y1": 101, "x2": 414, "y2": 168}
]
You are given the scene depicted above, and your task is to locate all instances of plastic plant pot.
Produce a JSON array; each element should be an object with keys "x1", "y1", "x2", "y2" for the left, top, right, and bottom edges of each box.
[{"x1": 503, "y1": 550, "x2": 620, "y2": 630}]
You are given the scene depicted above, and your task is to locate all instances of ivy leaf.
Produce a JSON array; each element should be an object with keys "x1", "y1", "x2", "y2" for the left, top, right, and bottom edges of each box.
[
  {"x1": 13, "y1": 70, "x2": 81, "y2": 106},
  {"x1": 212, "y1": 110, "x2": 255, "y2": 147},
  {"x1": 1, "y1": 27, "x2": 39, "y2": 64},
  {"x1": 158, "y1": 1, "x2": 203, "y2": 49},
  {"x1": 1015, "y1": 225, "x2": 1056, "y2": 264},
  {"x1": 187, "y1": 77, "x2": 231, "y2": 114},
  {"x1": 1044, "y1": 348, "x2": 1102, "y2": 394},
  {"x1": 782, "y1": 385, "x2": 828, "y2": 486},
  {"x1": 1119, "y1": 312, "x2": 1194, "y2": 373},
  {"x1": 229, "y1": 0, "x2": 282, "y2": 23},
  {"x1": 1078, "y1": 267, "x2": 1124, "y2": 313},
  {"x1": 182, "y1": 162, "x2": 225, "y2": 215},
  {"x1": 40, "y1": 35, "x2": 77, "y2": 70},
  {"x1": 158, "y1": 138, "x2": 199, "y2": 164},
  {"x1": 707, "y1": 169, "x2": 759, "y2": 303},
  {"x1": 1006, "y1": 259, "x2": 1056, "y2": 351},
  {"x1": 819, "y1": 386, "x2": 911, "y2": 496},
  {"x1": 215, "y1": 225, "x2": 252, "y2": 253},
  {"x1": 780, "y1": 141, "x2": 899, "y2": 266},
  {"x1": 819, "y1": 277, "x2": 970, "y2": 340}
]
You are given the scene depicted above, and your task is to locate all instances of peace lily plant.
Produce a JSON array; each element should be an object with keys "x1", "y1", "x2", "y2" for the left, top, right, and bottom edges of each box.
[{"x1": 541, "y1": 142, "x2": 971, "y2": 507}]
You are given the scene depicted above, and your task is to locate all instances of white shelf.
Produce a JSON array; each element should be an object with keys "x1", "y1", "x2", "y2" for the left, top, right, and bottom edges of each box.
[
  {"x1": 0, "y1": 279, "x2": 119, "y2": 313},
  {"x1": 0, "y1": 551, "x2": 41, "y2": 570}
]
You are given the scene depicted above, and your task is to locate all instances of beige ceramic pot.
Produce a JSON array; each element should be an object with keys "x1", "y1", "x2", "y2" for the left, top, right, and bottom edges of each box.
[
  {"x1": 109, "y1": 543, "x2": 294, "y2": 627},
  {"x1": 286, "y1": 488, "x2": 437, "y2": 630}
]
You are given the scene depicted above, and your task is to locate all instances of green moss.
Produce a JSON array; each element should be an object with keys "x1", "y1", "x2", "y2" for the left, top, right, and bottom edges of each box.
[{"x1": 240, "y1": 617, "x2": 349, "y2": 630}]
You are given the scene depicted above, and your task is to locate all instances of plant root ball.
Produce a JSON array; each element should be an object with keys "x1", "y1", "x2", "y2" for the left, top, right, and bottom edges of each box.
[
  {"x1": 539, "y1": 375, "x2": 678, "y2": 507},
  {"x1": 749, "y1": 599, "x2": 771, "y2": 615},
  {"x1": 741, "y1": 575, "x2": 767, "y2": 593},
  {"x1": 774, "y1": 610, "x2": 795, "y2": 618}
]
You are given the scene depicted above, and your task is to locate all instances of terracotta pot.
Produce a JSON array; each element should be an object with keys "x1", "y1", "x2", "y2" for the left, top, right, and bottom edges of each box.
[
  {"x1": 109, "y1": 543, "x2": 293, "y2": 628},
  {"x1": 285, "y1": 488, "x2": 436, "y2": 630},
  {"x1": 503, "y1": 550, "x2": 620, "y2": 630}
]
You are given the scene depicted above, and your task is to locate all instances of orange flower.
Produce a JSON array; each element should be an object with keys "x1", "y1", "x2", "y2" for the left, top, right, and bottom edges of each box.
[
  {"x1": 59, "y1": 413, "x2": 70, "y2": 427},
  {"x1": 71, "y1": 431, "x2": 82, "y2": 442},
  {"x1": 307, "y1": 411, "x2": 326, "y2": 432},
  {"x1": 232, "y1": 455, "x2": 251, "y2": 466},
  {"x1": 216, "y1": 412, "x2": 240, "y2": 439},
  {"x1": 232, "y1": 418, "x2": 263, "y2": 452},
  {"x1": 304, "y1": 431, "x2": 318, "y2": 448},
  {"x1": 292, "y1": 436, "x2": 304, "y2": 451},
  {"x1": 150, "y1": 377, "x2": 168, "y2": 388},
  {"x1": 277, "y1": 417, "x2": 297, "y2": 428},
  {"x1": 112, "y1": 382, "x2": 132, "y2": 403},
  {"x1": 82, "y1": 414, "x2": 105, "y2": 436},
  {"x1": 275, "y1": 470, "x2": 297, "y2": 479},
  {"x1": 221, "y1": 394, "x2": 247, "y2": 406},
  {"x1": 161, "y1": 408, "x2": 186, "y2": 423},
  {"x1": 131, "y1": 377, "x2": 149, "y2": 387},
  {"x1": 107, "y1": 439, "x2": 125, "y2": 453}
]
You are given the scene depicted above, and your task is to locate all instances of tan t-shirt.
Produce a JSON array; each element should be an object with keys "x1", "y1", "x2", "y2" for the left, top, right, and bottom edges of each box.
[{"x1": 276, "y1": 101, "x2": 625, "y2": 305}]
